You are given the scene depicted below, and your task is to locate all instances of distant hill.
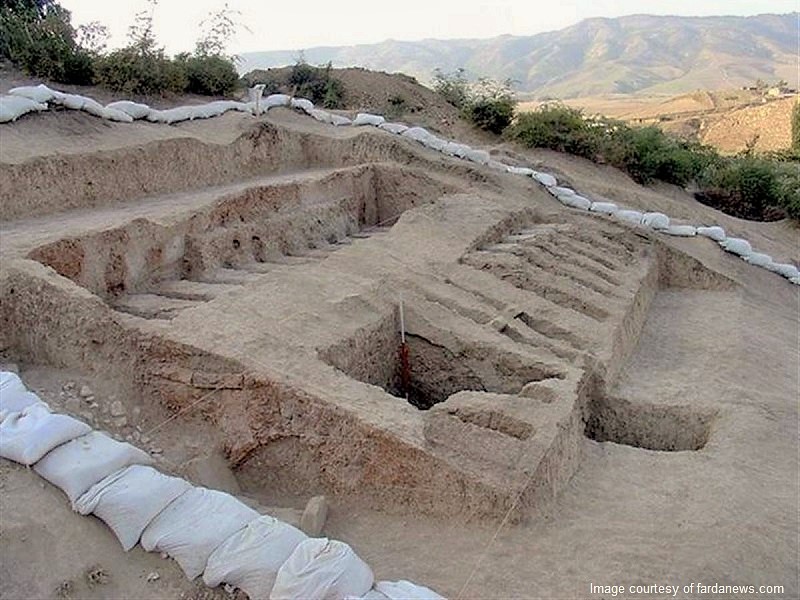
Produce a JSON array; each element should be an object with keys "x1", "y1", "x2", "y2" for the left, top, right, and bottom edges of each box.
[{"x1": 240, "y1": 13, "x2": 798, "y2": 98}]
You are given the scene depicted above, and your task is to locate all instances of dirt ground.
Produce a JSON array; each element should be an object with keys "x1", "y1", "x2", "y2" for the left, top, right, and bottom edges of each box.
[{"x1": 0, "y1": 75, "x2": 798, "y2": 600}]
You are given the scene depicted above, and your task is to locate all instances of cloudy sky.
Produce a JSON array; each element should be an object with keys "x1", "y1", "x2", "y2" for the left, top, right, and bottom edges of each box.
[{"x1": 61, "y1": 0, "x2": 798, "y2": 55}]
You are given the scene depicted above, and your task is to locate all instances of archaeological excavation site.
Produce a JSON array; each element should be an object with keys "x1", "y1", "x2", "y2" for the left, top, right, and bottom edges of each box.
[{"x1": 1, "y1": 87, "x2": 798, "y2": 600}]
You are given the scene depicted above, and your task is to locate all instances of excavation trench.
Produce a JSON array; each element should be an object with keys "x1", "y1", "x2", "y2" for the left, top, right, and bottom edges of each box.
[{"x1": 320, "y1": 312, "x2": 566, "y2": 410}]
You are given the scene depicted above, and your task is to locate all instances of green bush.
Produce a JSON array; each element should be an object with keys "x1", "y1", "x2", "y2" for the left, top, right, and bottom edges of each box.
[
  {"x1": 181, "y1": 53, "x2": 238, "y2": 96},
  {"x1": 95, "y1": 47, "x2": 187, "y2": 96},
  {"x1": 432, "y1": 68, "x2": 468, "y2": 109},
  {"x1": 288, "y1": 61, "x2": 344, "y2": 108},
  {"x1": 508, "y1": 103, "x2": 799, "y2": 221},
  {"x1": 0, "y1": 0, "x2": 95, "y2": 84},
  {"x1": 506, "y1": 104, "x2": 599, "y2": 158}
]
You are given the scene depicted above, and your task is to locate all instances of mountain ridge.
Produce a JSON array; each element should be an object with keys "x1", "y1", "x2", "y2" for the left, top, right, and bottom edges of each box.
[{"x1": 239, "y1": 13, "x2": 798, "y2": 98}]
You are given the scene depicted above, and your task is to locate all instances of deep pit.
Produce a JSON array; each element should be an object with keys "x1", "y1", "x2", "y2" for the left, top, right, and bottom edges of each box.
[{"x1": 321, "y1": 311, "x2": 566, "y2": 410}]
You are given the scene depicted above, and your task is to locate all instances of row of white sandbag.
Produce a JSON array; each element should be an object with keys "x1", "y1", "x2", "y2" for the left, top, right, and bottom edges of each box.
[
  {"x1": 541, "y1": 183, "x2": 800, "y2": 284},
  {"x1": 0, "y1": 371, "x2": 443, "y2": 600},
  {"x1": 1, "y1": 83, "x2": 304, "y2": 124}
]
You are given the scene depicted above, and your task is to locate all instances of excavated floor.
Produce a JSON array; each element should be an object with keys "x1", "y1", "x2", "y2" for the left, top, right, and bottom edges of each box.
[{"x1": 0, "y1": 119, "x2": 736, "y2": 519}]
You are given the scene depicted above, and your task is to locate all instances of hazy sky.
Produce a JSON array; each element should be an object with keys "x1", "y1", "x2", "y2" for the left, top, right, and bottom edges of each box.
[{"x1": 61, "y1": 0, "x2": 799, "y2": 55}]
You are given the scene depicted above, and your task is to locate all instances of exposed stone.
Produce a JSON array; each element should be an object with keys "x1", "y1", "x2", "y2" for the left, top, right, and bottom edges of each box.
[
  {"x1": 185, "y1": 452, "x2": 241, "y2": 494},
  {"x1": 109, "y1": 400, "x2": 126, "y2": 417},
  {"x1": 300, "y1": 495, "x2": 328, "y2": 536},
  {"x1": 79, "y1": 385, "x2": 93, "y2": 398}
]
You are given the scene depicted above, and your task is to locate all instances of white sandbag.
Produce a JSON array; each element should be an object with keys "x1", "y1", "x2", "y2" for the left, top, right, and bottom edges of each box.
[
  {"x1": 1, "y1": 388, "x2": 47, "y2": 421},
  {"x1": 375, "y1": 581, "x2": 445, "y2": 600},
  {"x1": 59, "y1": 93, "x2": 86, "y2": 110},
  {"x1": 641, "y1": 212, "x2": 670, "y2": 230},
  {"x1": 663, "y1": 225, "x2": 697, "y2": 237},
  {"x1": 402, "y1": 127, "x2": 432, "y2": 143},
  {"x1": 589, "y1": 201, "x2": 619, "y2": 215},
  {"x1": 421, "y1": 135, "x2": 448, "y2": 152},
  {"x1": 1, "y1": 402, "x2": 90, "y2": 465},
  {"x1": 549, "y1": 186, "x2": 575, "y2": 197},
  {"x1": 106, "y1": 100, "x2": 151, "y2": 120},
  {"x1": 204, "y1": 515, "x2": 307, "y2": 599},
  {"x1": 80, "y1": 97, "x2": 106, "y2": 118},
  {"x1": 743, "y1": 252, "x2": 772, "y2": 267},
  {"x1": 560, "y1": 194, "x2": 592, "y2": 210},
  {"x1": 348, "y1": 591, "x2": 389, "y2": 600},
  {"x1": 34, "y1": 431, "x2": 152, "y2": 503},
  {"x1": 790, "y1": 276, "x2": 800, "y2": 285},
  {"x1": 440, "y1": 141, "x2": 462, "y2": 155},
  {"x1": 271, "y1": 538, "x2": 374, "y2": 600},
  {"x1": 353, "y1": 113, "x2": 385, "y2": 127},
  {"x1": 1, "y1": 371, "x2": 26, "y2": 398},
  {"x1": 719, "y1": 237, "x2": 752, "y2": 257},
  {"x1": 0, "y1": 95, "x2": 47, "y2": 123},
  {"x1": 696, "y1": 226, "x2": 726, "y2": 242},
  {"x1": 487, "y1": 160, "x2": 509, "y2": 171},
  {"x1": 330, "y1": 114, "x2": 352, "y2": 126},
  {"x1": 764, "y1": 262, "x2": 800, "y2": 279},
  {"x1": 159, "y1": 107, "x2": 194, "y2": 124},
  {"x1": 74, "y1": 465, "x2": 191, "y2": 551},
  {"x1": 615, "y1": 209, "x2": 644, "y2": 224},
  {"x1": 465, "y1": 149, "x2": 490, "y2": 165},
  {"x1": 309, "y1": 108, "x2": 334, "y2": 124},
  {"x1": 263, "y1": 94, "x2": 291, "y2": 110},
  {"x1": 507, "y1": 166, "x2": 535, "y2": 176},
  {"x1": 101, "y1": 107, "x2": 134, "y2": 123},
  {"x1": 379, "y1": 122, "x2": 409, "y2": 135},
  {"x1": 8, "y1": 84, "x2": 59, "y2": 104},
  {"x1": 141, "y1": 487, "x2": 258, "y2": 580},
  {"x1": 290, "y1": 97, "x2": 315, "y2": 113},
  {"x1": 533, "y1": 171, "x2": 557, "y2": 187}
]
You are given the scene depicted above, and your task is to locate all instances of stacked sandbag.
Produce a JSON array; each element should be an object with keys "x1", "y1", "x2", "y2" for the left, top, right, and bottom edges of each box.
[
  {"x1": 664, "y1": 225, "x2": 697, "y2": 237},
  {"x1": 271, "y1": 538, "x2": 374, "y2": 600},
  {"x1": 8, "y1": 83, "x2": 63, "y2": 104},
  {"x1": 696, "y1": 226, "x2": 726, "y2": 242},
  {"x1": 378, "y1": 122, "x2": 408, "y2": 135},
  {"x1": 442, "y1": 141, "x2": 470, "y2": 157},
  {"x1": 290, "y1": 97, "x2": 315, "y2": 113},
  {"x1": 141, "y1": 487, "x2": 258, "y2": 580},
  {"x1": 1, "y1": 402, "x2": 90, "y2": 465},
  {"x1": 0, "y1": 372, "x2": 45, "y2": 418},
  {"x1": 465, "y1": 148, "x2": 490, "y2": 165},
  {"x1": 589, "y1": 201, "x2": 618, "y2": 215},
  {"x1": 0, "y1": 95, "x2": 47, "y2": 123},
  {"x1": 34, "y1": 431, "x2": 153, "y2": 503},
  {"x1": 743, "y1": 252, "x2": 772, "y2": 267},
  {"x1": 309, "y1": 109, "x2": 334, "y2": 124},
  {"x1": 374, "y1": 580, "x2": 446, "y2": 599},
  {"x1": 203, "y1": 515, "x2": 307, "y2": 599},
  {"x1": 533, "y1": 171, "x2": 557, "y2": 187},
  {"x1": 402, "y1": 127, "x2": 433, "y2": 144},
  {"x1": 263, "y1": 94, "x2": 291, "y2": 110},
  {"x1": 640, "y1": 212, "x2": 670, "y2": 230},
  {"x1": 330, "y1": 114, "x2": 352, "y2": 126},
  {"x1": 106, "y1": 100, "x2": 151, "y2": 120},
  {"x1": 421, "y1": 135, "x2": 448, "y2": 152},
  {"x1": 615, "y1": 209, "x2": 644, "y2": 224},
  {"x1": 765, "y1": 262, "x2": 800, "y2": 280},
  {"x1": 719, "y1": 237, "x2": 752, "y2": 258},
  {"x1": 353, "y1": 113, "x2": 385, "y2": 127},
  {"x1": 507, "y1": 166, "x2": 535, "y2": 176},
  {"x1": 74, "y1": 465, "x2": 192, "y2": 551}
]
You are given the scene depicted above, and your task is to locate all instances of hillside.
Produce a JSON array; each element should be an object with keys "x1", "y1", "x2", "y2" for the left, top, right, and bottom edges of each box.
[
  {"x1": 239, "y1": 13, "x2": 798, "y2": 98},
  {"x1": 519, "y1": 90, "x2": 798, "y2": 154}
]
